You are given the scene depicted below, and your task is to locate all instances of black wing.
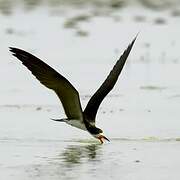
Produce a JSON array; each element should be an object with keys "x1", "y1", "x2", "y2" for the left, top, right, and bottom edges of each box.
[
  {"x1": 10, "y1": 47, "x2": 83, "y2": 120},
  {"x1": 83, "y1": 36, "x2": 137, "y2": 122}
]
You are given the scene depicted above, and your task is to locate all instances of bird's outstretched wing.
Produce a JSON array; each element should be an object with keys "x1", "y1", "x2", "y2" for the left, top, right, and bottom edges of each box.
[
  {"x1": 83, "y1": 36, "x2": 137, "y2": 122},
  {"x1": 9, "y1": 47, "x2": 83, "y2": 120}
]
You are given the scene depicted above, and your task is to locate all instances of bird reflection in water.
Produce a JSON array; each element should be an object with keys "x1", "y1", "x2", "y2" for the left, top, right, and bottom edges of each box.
[
  {"x1": 25, "y1": 143, "x2": 102, "y2": 179},
  {"x1": 60, "y1": 143, "x2": 102, "y2": 168}
]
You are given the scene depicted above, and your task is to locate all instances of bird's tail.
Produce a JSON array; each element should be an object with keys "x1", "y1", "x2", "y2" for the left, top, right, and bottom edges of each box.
[{"x1": 50, "y1": 118, "x2": 67, "y2": 122}]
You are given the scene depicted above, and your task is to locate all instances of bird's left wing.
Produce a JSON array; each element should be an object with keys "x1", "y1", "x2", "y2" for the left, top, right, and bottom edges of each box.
[
  {"x1": 9, "y1": 47, "x2": 83, "y2": 120},
  {"x1": 83, "y1": 36, "x2": 137, "y2": 122}
]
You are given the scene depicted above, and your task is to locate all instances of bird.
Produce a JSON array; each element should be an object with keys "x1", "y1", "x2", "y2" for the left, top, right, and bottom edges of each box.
[{"x1": 9, "y1": 36, "x2": 136, "y2": 144}]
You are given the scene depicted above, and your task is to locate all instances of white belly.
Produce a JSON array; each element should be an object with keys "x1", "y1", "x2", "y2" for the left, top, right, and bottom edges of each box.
[{"x1": 66, "y1": 120, "x2": 87, "y2": 131}]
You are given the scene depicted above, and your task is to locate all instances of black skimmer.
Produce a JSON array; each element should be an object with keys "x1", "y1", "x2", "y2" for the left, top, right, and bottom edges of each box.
[{"x1": 9, "y1": 36, "x2": 136, "y2": 144}]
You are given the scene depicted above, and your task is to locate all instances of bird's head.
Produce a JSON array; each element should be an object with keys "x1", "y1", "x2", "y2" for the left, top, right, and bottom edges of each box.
[{"x1": 90, "y1": 127, "x2": 110, "y2": 144}]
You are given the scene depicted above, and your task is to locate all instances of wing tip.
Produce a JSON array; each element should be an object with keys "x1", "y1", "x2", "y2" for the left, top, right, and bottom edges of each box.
[
  {"x1": 9, "y1": 47, "x2": 19, "y2": 57},
  {"x1": 9, "y1": 47, "x2": 30, "y2": 60},
  {"x1": 9, "y1": 47, "x2": 16, "y2": 52},
  {"x1": 124, "y1": 33, "x2": 138, "y2": 55},
  {"x1": 131, "y1": 32, "x2": 139, "y2": 47}
]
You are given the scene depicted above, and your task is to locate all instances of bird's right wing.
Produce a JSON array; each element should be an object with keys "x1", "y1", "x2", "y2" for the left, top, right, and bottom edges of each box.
[
  {"x1": 83, "y1": 36, "x2": 137, "y2": 122},
  {"x1": 9, "y1": 47, "x2": 83, "y2": 120}
]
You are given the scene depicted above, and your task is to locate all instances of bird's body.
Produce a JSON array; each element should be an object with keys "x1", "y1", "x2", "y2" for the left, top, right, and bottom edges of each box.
[
  {"x1": 10, "y1": 36, "x2": 136, "y2": 143},
  {"x1": 67, "y1": 120, "x2": 87, "y2": 131},
  {"x1": 54, "y1": 118, "x2": 87, "y2": 131}
]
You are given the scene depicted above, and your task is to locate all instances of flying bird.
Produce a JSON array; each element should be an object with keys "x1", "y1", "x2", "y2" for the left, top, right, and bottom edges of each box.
[{"x1": 9, "y1": 36, "x2": 136, "y2": 144}]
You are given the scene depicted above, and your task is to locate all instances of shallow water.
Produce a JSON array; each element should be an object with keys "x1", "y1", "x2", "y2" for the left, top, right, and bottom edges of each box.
[
  {"x1": 1, "y1": 135, "x2": 180, "y2": 180},
  {"x1": 1, "y1": 1, "x2": 180, "y2": 179}
]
